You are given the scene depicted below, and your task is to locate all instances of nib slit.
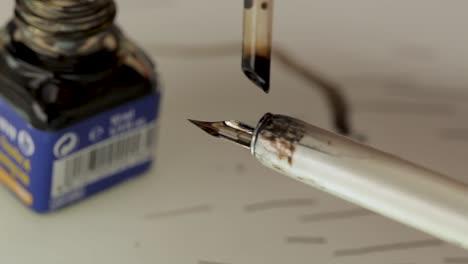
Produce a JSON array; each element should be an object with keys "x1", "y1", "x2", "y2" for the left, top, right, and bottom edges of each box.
[{"x1": 188, "y1": 118, "x2": 255, "y2": 149}]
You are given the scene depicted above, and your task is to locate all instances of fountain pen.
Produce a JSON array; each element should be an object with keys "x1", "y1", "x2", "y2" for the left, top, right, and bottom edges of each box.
[{"x1": 189, "y1": 113, "x2": 468, "y2": 249}]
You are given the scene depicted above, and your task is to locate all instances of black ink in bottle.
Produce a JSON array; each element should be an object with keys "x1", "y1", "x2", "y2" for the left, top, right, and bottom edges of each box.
[{"x1": 0, "y1": 0, "x2": 161, "y2": 212}]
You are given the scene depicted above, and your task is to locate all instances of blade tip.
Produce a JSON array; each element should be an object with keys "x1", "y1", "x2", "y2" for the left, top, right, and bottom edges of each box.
[{"x1": 242, "y1": 70, "x2": 270, "y2": 93}]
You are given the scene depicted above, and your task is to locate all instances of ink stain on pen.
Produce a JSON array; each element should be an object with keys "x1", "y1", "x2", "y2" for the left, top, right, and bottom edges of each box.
[
  {"x1": 262, "y1": 132, "x2": 295, "y2": 165},
  {"x1": 258, "y1": 114, "x2": 306, "y2": 165},
  {"x1": 334, "y1": 239, "x2": 443, "y2": 257}
]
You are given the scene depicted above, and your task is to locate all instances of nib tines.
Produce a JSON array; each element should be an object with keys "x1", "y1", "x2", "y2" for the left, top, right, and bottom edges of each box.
[
  {"x1": 188, "y1": 119, "x2": 221, "y2": 137},
  {"x1": 188, "y1": 119, "x2": 255, "y2": 149}
]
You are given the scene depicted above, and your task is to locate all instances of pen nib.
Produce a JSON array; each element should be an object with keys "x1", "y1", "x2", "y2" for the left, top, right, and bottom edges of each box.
[{"x1": 188, "y1": 119, "x2": 255, "y2": 149}]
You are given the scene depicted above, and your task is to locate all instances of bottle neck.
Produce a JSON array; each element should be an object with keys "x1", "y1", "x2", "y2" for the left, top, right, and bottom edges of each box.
[{"x1": 12, "y1": 0, "x2": 117, "y2": 57}]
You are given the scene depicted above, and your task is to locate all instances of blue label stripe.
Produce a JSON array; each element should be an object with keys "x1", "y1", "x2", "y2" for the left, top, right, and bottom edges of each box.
[{"x1": 0, "y1": 93, "x2": 160, "y2": 212}]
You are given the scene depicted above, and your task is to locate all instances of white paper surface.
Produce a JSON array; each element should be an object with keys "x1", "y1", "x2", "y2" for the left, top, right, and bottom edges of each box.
[{"x1": 0, "y1": 1, "x2": 468, "y2": 263}]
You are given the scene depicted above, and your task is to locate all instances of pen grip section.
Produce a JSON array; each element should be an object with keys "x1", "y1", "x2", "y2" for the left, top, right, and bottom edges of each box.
[{"x1": 252, "y1": 114, "x2": 468, "y2": 249}]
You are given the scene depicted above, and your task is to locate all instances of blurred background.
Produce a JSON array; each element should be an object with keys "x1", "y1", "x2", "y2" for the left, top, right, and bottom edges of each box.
[{"x1": 0, "y1": 0, "x2": 468, "y2": 263}]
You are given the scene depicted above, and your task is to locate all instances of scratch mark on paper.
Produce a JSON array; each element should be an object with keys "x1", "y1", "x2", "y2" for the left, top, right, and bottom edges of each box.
[
  {"x1": 299, "y1": 208, "x2": 374, "y2": 222},
  {"x1": 445, "y1": 257, "x2": 468, "y2": 263},
  {"x1": 334, "y1": 239, "x2": 443, "y2": 257},
  {"x1": 199, "y1": 261, "x2": 230, "y2": 264},
  {"x1": 145, "y1": 204, "x2": 212, "y2": 220},
  {"x1": 244, "y1": 198, "x2": 315, "y2": 213},
  {"x1": 286, "y1": 236, "x2": 327, "y2": 245}
]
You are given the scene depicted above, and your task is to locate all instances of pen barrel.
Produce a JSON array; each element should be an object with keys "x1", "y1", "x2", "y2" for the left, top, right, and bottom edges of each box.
[{"x1": 252, "y1": 114, "x2": 468, "y2": 248}]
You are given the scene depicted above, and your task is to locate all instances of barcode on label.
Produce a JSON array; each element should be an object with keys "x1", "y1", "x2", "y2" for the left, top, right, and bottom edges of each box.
[{"x1": 51, "y1": 125, "x2": 155, "y2": 198}]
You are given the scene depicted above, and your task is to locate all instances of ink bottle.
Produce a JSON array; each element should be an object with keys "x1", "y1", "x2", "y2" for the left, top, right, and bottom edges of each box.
[{"x1": 0, "y1": 0, "x2": 161, "y2": 212}]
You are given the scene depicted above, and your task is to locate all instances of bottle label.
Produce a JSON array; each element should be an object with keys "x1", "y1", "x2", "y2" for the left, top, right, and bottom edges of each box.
[{"x1": 0, "y1": 94, "x2": 160, "y2": 212}]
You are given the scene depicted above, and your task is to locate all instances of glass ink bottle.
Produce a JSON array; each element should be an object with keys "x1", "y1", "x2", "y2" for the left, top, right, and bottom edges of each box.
[{"x1": 0, "y1": 0, "x2": 161, "y2": 212}]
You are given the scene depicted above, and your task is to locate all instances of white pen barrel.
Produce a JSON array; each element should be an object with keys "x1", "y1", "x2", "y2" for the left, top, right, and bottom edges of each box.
[{"x1": 252, "y1": 114, "x2": 468, "y2": 249}]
